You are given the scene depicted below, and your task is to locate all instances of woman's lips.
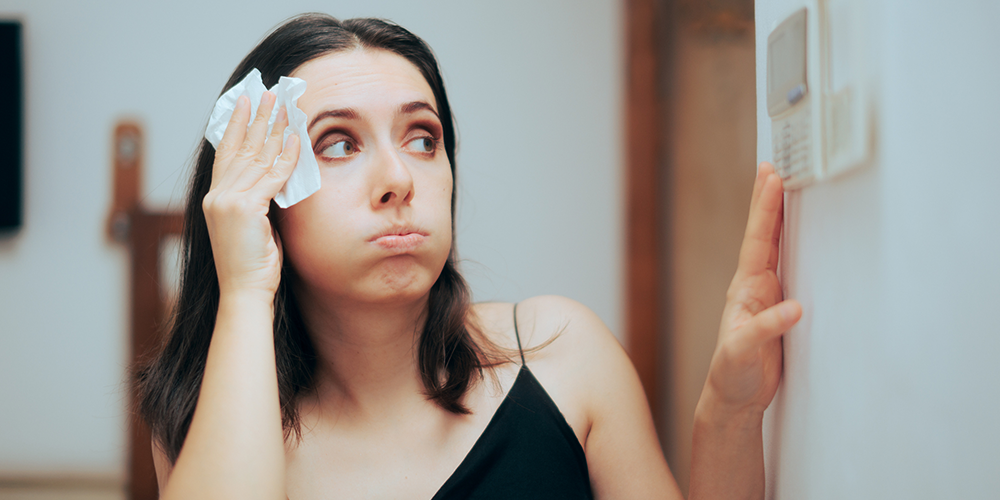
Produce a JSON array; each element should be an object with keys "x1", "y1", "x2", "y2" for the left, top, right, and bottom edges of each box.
[{"x1": 371, "y1": 233, "x2": 426, "y2": 253}]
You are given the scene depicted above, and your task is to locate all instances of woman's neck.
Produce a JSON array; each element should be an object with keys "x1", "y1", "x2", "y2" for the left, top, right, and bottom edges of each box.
[{"x1": 296, "y1": 289, "x2": 433, "y2": 421}]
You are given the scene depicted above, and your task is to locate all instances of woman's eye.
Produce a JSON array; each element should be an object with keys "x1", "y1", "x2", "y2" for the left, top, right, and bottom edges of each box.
[
  {"x1": 321, "y1": 140, "x2": 356, "y2": 158},
  {"x1": 406, "y1": 137, "x2": 436, "y2": 153}
]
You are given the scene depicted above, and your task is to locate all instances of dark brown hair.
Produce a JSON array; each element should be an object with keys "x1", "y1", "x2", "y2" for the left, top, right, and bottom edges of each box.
[{"x1": 134, "y1": 13, "x2": 492, "y2": 464}]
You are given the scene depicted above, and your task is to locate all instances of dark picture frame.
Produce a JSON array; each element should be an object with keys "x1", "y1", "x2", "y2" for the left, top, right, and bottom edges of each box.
[{"x1": 0, "y1": 20, "x2": 23, "y2": 232}]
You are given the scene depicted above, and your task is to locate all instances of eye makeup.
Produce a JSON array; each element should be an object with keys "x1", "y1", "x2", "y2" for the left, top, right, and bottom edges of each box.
[
  {"x1": 307, "y1": 102, "x2": 444, "y2": 163},
  {"x1": 313, "y1": 130, "x2": 360, "y2": 161}
]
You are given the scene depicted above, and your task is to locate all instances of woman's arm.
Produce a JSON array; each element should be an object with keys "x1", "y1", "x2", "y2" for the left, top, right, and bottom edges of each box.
[
  {"x1": 524, "y1": 163, "x2": 796, "y2": 499},
  {"x1": 688, "y1": 162, "x2": 801, "y2": 500},
  {"x1": 573, "y1": 307, "x2": 684, "y2": 500},
  {"x1": 157, "y1": 92, "x2": 299, "y2": 500},
  {"x1": 161, "y1": 292, "x2": 285, "y2": 500},
  {"x1": 518, "y1": 295, "x2": 683, "y2": 499}
]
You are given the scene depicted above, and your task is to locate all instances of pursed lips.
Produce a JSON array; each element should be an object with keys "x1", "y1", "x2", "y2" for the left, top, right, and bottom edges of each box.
[{"x1": 369, "y1": 226, "x2": 428, "y2": 253}]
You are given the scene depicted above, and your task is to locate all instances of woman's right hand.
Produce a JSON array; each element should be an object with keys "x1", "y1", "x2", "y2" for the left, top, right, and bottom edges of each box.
[
  {"x1": 203, "y1": 92, "x2": 300, "y2": 300},
  {"x1": 161, "y1": 94, "x2": 297, "y2": 500}
]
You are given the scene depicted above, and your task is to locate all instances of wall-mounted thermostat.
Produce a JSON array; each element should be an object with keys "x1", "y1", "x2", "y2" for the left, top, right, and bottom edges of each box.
[
  {"x1": 767, "y1": 3, "x2": 873, "y2": 191},
  {"x1": 768, "y1": 8, "x2": 816, "y2": 190}
]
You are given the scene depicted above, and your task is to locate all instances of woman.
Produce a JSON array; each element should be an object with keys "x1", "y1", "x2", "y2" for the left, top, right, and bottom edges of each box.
[{"x1": 136, "y1": 13, "x2": 801, "y2": 500}]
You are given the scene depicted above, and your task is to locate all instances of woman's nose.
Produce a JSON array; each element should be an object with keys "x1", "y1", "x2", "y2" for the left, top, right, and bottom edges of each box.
[{"x1": 371, "y1": 144, "x2": 414, "y2": 208}]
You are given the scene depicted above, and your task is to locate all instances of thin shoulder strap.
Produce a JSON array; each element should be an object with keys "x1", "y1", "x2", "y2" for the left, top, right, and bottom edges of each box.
[{"x1": 513, "y1": 302, "x2": 526, "y2": 366}]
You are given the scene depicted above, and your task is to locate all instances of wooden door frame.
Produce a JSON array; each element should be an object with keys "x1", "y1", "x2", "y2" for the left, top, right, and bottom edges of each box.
[{"x1": 624, "y1": 0, "x2": 670, "y2": 430}]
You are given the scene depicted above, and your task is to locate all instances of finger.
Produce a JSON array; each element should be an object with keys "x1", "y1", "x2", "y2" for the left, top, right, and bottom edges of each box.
[
  {"x1": 238, "y1": 92, "x2": 277, "y2": 160},
  {"x1": 748, "y1": 162, "x2": 775, "y2": 217},
  {"x1": 225, "y1": 93, "x2": 278, "y2": 190},
  {"x1": 211, "y1": 95, "x2": 251, "y2": 188},
  {"x1": 255, "y1": 106, "x2": 289, "y2": 171},
  {"x1": 232, "y1": 105, "x2": 289, "y2": 191},
  {"x1": 737, "y1": 173, "x2": 783, "y2": 276},
  {"x1": 733, "y1": 299, "x2": 801, "y2": 352},
  {"x1": 251, "y1": 134, "x2": 300, "y2": 199},
  {"x1": 767, "y1": 188, "x2": 785, "y2": 271}
]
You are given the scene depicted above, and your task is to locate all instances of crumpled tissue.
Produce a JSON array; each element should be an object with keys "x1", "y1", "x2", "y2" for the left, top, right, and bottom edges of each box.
[{"x1": 205, "y1": 68, "x2": 320, "y2": 208}]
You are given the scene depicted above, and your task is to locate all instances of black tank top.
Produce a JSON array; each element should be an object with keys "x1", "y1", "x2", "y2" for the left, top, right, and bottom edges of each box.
[{"x1": 431, "y1": 304, "x2": 594, "y2": 499}]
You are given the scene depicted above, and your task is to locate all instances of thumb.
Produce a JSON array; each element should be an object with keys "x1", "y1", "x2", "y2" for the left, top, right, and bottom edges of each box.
[{"x1": 740, "y1": 300, "x2": 802, "y2": 349}]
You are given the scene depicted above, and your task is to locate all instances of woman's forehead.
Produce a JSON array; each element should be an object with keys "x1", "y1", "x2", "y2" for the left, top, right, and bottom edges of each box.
[{"x1": 290, "y1": 49, "x2": 438, "y2": 117}]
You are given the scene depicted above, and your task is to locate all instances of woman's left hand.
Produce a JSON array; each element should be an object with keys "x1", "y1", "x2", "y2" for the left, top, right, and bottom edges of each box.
[{"x1": 702, "y1": 162, "x2": 802, "y2": 418}]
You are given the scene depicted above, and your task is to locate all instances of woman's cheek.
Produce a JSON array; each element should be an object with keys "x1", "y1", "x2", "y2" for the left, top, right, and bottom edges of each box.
[{"x1": 275, "y1": 200, "x2": 344, "y2": 275}]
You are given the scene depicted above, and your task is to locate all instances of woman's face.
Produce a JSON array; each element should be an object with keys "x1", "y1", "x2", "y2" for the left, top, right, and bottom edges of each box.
[{"x1": 277, "y1": 49, "x2": 453, "y2": 307}]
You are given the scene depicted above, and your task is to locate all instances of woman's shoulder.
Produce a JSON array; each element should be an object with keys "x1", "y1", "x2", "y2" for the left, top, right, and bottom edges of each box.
[
  {"x1": 470, "y1": 296, "x2": 632, "y2": 443},
  {"x1": 472, "y1": 295, "x2": 621, "y2": 362}
]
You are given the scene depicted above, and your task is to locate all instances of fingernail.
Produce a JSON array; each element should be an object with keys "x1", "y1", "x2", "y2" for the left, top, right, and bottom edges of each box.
[
  {"x1": 276, "y1": 107, "x2": 287, "y2": 123},
  {"x1": 235, "y1": 95, "x2": 248, "y2": 110},
  {"x1": 285, "y1": 134, "x2": 298, "y2": 148}
]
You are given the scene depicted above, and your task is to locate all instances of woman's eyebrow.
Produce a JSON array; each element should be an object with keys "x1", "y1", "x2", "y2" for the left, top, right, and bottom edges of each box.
[
  {"x1": 307, "y1": 102, "x2": 437, "y2": 132},
  {"x1": 399, "y1": 101, "x2": 439, "y2": 118},
  {"x1": 308, "y1": 108, "x2": 360, "y2": 132}
]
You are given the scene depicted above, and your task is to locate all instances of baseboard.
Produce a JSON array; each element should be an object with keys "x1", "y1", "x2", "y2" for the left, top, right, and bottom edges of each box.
[{"x1": 0, "y1": 473, "x2": 124, "y2": 500}]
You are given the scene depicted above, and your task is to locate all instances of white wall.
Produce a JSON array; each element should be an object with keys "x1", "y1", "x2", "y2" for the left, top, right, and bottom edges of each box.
[
  {"x1": 0, "y1": 0, "x2": 623, "y2": 475},
  {"x1": 756, "y1": 1, "x2": 1000, "y2": 498}
]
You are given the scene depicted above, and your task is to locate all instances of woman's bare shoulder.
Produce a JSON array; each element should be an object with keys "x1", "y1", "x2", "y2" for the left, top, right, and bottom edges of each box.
[
  {"x1": 472, "y1": 297, "x2": 634, "y2": 448},
  {"x1": 470, "y1": 295, "x2": 620, "y2": 359},
  {"x1": 472, "y1": 296, "x2": 628, "y2": 403},
  {"x1": 517, "y1": 295, "x2": 621, "y2": 359}
]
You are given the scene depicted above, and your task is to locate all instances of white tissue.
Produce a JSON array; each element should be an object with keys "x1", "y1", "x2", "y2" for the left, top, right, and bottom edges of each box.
[{"x1": 205, "y1": 68, "x2": 321, "y2": 208}]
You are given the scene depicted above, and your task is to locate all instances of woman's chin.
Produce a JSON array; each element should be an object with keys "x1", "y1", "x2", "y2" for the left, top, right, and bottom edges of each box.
[
  {"x1": 369, "y1": 269, "x2": 437, "y2": 302},
  {"x1": 290, "y1": 250, "x2": 449, "y2": 308},
  {"x1": 325, "y1": 263, "x2": 440, "y2": 307}
]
